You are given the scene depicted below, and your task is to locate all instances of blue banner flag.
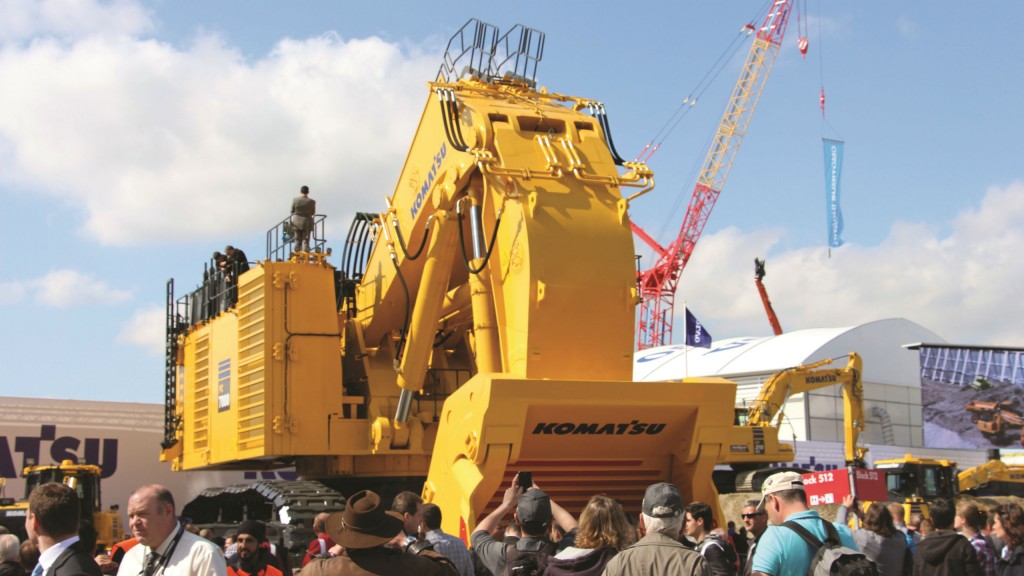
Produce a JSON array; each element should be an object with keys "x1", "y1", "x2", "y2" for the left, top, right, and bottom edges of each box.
[
  {"x1": 684, "y1": 307, "x2": 712, "y2": 349},
  {"x1": 823, "y1": 138, "x2": 845, "y2": 248}
]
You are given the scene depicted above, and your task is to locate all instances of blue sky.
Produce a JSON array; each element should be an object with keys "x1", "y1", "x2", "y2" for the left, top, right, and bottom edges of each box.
[{"x1": 1, "y1": 0, "x2": 1022, "y2": 403}]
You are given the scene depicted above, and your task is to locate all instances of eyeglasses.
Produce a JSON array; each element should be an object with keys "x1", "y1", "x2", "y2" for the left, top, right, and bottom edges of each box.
[{"x1": 741, "y1": 512, "x2": 765, "y2": 519}]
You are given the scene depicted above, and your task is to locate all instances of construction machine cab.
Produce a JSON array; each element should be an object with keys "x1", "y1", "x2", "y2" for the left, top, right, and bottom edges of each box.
[
  {"x1": 875, "y1": 455, "x2": 958, "y2": 518},
  {"x1": 24, "y1": 462, "x2": 103, "y2": 518}
]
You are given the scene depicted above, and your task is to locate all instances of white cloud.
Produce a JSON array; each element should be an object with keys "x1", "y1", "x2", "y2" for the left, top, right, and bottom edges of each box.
[
  {"x1": 0, "y1": 20, "x2": 438, "y2": 246},
  {"x1": 678, "y1": 181, "x2": 1024, "y2": 347},
  {"x1": 30, "y1": 269, "x2": 132, "y2": 308},
  {"x1": 118, "y1": 305, "x2": 163, "y2": 355},
  {"x1": 0, "y1": 0, "x2": 153, "y2": 42}
]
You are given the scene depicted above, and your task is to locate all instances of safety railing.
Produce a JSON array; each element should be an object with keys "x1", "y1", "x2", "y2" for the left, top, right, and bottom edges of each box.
[{"x1": 266, "y1": 214, "x2": 327, "y2": 262}]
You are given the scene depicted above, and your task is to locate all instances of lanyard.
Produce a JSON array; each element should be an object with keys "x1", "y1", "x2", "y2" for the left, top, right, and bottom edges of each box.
[{"x1": 148, "y1": 524, "x2": 185, "y2": 576}]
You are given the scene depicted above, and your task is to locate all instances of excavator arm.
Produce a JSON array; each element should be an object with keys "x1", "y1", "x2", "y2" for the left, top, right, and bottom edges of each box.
[{"x1": 745, "y1": 352, "x2": 866, "y2": 466}]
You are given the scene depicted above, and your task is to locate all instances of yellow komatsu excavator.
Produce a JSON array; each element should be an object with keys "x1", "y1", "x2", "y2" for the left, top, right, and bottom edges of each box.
[
  {"x1": 161, "y1": 20, "x2": 777, "y2": 536},
  {"x1": 958, "y1": 459, "x2": 1024, "y2": 497},
  {"x1": 0, "y1": 461, "x2": 123, "y2": 549},
  {"x1": 714, "y1": 353, "x2": 867, "y2": 492}
]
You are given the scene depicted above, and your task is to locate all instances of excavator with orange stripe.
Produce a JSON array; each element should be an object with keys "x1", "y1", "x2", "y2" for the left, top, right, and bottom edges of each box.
[{"x1": 160, "y1": 19, "x2": 792, "y2": 539}]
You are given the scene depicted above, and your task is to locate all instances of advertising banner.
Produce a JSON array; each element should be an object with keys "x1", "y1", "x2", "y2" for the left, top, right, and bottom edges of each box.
[
  {"x1": 823, "y1": 138, "x2": 845, "y2": 248},
  {"x1": 802, "y1": 467, "x2": 888, "y2": 506}
]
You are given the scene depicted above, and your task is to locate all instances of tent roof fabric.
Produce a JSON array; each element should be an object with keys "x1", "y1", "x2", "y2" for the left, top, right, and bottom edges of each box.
[{"x1": 633, "y1": 317, "x2": 946, "y2": 387}]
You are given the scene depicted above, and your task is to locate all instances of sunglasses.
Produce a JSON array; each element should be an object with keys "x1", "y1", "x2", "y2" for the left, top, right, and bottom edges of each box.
[{"x1": 741, "y1": 512, "x2": 765, "y2": 519}]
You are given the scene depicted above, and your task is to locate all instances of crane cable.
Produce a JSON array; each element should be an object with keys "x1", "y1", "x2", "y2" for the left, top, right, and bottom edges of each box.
[{"x1": 633, "y1": 1, "x2": 774, "y2": 164}]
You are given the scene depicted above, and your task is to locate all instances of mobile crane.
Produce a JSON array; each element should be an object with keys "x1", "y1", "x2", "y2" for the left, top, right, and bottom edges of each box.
[
  {"x1": 714, "y1": 352, "x2": 866, "y2": 492},
  {"x1": 161, "y1": 20, "x2": 773, "y2": 537},
  {"x1": 753, "y1": 257, "x2": 783, "y2": 336},
  {"x1": 0, "y1": 461, "x2": 123, "y2": 549}
]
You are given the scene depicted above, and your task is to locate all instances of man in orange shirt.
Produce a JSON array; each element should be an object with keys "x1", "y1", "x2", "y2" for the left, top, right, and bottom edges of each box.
[{"x1": 227, "y1": 522, "x2": 280, "y2": 576}]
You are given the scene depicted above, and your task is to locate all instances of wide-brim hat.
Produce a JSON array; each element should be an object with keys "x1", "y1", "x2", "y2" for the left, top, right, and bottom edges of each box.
[{"x1": 325, "y1": 490, "x2": 404, "y2": 549}]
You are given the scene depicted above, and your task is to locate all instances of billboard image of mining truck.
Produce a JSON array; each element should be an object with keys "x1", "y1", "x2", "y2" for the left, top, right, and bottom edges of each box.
[{"x1": 917, "y1": 345, "x2": 1024, "y2": 449}]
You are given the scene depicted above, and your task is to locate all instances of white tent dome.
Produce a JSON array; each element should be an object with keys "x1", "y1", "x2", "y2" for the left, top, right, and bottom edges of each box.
[{"x1": 634, "y1": 317, "x2": 946, "y2": 386}]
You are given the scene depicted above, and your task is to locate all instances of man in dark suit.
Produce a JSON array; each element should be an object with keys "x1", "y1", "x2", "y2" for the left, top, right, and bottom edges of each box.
[
  {"x1": 25, "y1": 483, "x2": 101, "y2": 576},
  {"x1": 290, "y1": 185, "x2": 316, "y2": 253}
]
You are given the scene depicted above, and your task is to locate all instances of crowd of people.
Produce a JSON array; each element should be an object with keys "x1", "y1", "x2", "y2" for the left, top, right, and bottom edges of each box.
[{"x1": 9, "y1": 472, "x2": 1024, "y2": 576}]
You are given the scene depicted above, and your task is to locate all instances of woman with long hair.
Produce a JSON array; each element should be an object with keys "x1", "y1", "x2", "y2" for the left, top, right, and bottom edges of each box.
[
  {"x1": 543, "y1": 495, "x2": 632, "y2": 576},
  {"x1": 957, "y1": 501, "x2": 996, "y2": 576},
  {"x1": 837, "y1": 496, "x2": 909, "y2": 576},
  {"x1": 993, "y1": 503, "x2": 1024, "y2": 575}
]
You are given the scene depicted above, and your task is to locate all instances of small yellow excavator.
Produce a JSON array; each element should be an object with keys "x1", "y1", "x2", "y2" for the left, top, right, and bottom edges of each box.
[
  {"x1": 0, "y1": 460, "x2": 123, "y2": 549},
  {"x1": 715, "y1": 352, "x2": 866, "y2": 492},
  {"x1": 958, "y1": 458, "x2": 1024, "y2": 497}
]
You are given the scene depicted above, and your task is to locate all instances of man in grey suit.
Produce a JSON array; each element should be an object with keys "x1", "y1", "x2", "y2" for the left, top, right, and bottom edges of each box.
[
  {"x1": 25, "y1": 483, "x2": 101, "y2": 576},
  {"x1": 290, "y1": 185, "x2": 316, "y2": 252}
]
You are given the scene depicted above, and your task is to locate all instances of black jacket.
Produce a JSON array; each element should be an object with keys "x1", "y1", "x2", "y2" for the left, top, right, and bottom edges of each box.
[
  {"x1": 0, "y1": 562, "x2": 25, "y2": 576},
  {"x1": 542, "y1": 547, "x2": 617, "y2": 576},
  {"x1": 997, "y1": 545, "x2": 1024, "y2": 576},
  {"x1": 46, "y1": 542, "x2": 102, "y2": 576},
  {"x1": 698, "y1": 534, "x2": 738, "y2": 576},
  {"x1": 912, "y1": 529, "x2": 983, "y2": 576}
]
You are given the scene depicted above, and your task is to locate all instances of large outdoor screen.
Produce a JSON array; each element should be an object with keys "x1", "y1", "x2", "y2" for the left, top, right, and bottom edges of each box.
[{"x1": 919, "y1": 345, "x2": 1024, "y2": 449}]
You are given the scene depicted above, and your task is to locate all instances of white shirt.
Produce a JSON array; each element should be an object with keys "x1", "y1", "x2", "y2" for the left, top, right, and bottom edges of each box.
[
  {"x1": 116, "y1": 525, "x2": 226, "y2": 576},
  {"x1": 38, "y1": 536, "x2": 80, "y2": 574}
]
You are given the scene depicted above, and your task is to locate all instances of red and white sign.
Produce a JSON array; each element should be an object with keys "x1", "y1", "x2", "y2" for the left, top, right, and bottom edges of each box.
[{"x1": 802, "y1": 468, "x2": 888, "y2": 506}]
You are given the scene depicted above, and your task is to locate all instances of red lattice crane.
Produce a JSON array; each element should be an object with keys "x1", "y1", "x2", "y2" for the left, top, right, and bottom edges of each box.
[{"x1": 634, "y1": 1, "x2": 797, "y2": 349}]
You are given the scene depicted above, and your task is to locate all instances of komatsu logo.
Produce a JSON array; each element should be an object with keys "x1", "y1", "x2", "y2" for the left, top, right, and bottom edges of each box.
[
  {"x1": 0, "y1": 425, "x2": 118, "y2": 479},
  {"x1": 806, "y1": 375, "x2": 838, "y2": 384},
  {"x1": 410, "y1": 142, "x2": 447, "y2": 220},
  {"x1": 532, "y1": 421, "x2": 667, "y2": 436}
]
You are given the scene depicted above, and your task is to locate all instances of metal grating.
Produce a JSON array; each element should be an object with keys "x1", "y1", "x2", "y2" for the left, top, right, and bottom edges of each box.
[
  {"x1": 477, "y1": 459, "x2": 668, "y2": 522},
  {"x1": 192, "y1": 335, "x2": 210, "y2": 450},
  {"x1": 237, "y1": 275, "x2": 266, "y2": 451}
]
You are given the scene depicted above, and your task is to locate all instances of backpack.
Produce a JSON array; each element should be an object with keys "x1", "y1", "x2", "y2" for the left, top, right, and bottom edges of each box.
[
  {"x1": 697, "y1": 535, "x2": 739, "y2": 576},
  {"x1": 782, "y1": 519, "x2": 878, "y2": 576},
  {"x1": 502, "y1": 538, "x2": 555, "y2": 576}
]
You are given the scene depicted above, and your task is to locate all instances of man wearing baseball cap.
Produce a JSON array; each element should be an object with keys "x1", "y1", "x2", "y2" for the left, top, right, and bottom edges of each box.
[
  {"x1": 603, "y1": 482, "x2": 708, "y2": 576},
  {"x1": 471, "y1": 474, "x2": 578, "y2": 576},
  {"x1": 749, "y1": 471, "x2": 859, "y2": 576},
  {"x1": 298, "y1": 490, "x2": 457, "y2": 576}
]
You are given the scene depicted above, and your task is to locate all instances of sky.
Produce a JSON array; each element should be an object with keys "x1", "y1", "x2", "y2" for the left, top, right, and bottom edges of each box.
[{"x1": 1, "y1": 0, "x2": 1022, "y2": 403}]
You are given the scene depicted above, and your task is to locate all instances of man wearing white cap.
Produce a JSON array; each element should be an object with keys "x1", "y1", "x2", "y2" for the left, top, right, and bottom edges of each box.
[
  {"x1": 602, "y1": 482, "x2": 708, "y2": 576},
  {"x1": 750, "y1": 471, "x2": 859, "y2": 576}
]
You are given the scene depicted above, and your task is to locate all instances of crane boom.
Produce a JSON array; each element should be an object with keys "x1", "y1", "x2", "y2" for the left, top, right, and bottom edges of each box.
[
  {"x1": 754, "y1": 257, "x2": 783, "y2": 335},
  {"x1": 635, "y1": 1, "x2": 795, "y2": 349}
]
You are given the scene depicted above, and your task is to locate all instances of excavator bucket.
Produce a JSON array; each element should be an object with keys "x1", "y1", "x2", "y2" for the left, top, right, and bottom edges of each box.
[{"x1": 423, "y1": 375, "x2": 737, "y2": 539}]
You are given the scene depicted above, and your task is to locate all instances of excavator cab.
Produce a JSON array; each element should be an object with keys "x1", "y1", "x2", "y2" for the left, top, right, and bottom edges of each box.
[
  {"x1": 874, "y1": 455, "x2": 958, "y2": 518},
  {"x1": 24, "y1": 462, "x2": 102, "y2": 519},
  {"x1": 0, "y1": 461, "x2": 121, "y2": 548}
]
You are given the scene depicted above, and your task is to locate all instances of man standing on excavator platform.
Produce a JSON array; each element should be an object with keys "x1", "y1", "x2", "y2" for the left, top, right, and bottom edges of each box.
[{"x1": 290, "y1": 186, "x2": 316, "y2": 253}]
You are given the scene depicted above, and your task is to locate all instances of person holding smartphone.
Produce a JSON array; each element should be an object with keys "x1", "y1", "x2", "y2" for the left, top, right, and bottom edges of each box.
[{"x1": 469, "y1": 473, "x2": 578, "y2": 576}]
